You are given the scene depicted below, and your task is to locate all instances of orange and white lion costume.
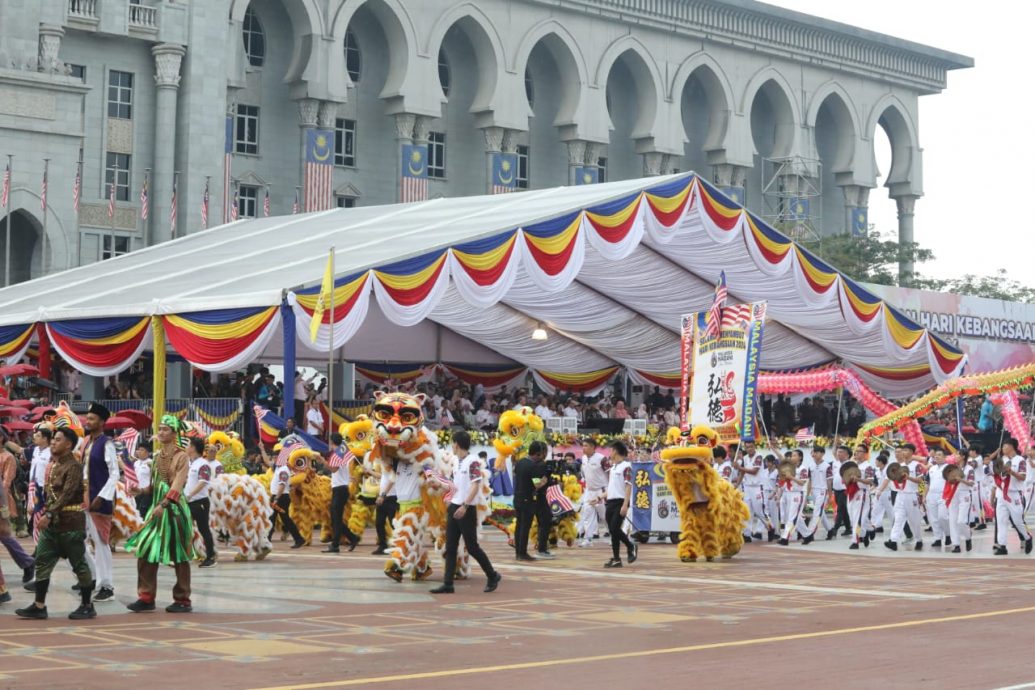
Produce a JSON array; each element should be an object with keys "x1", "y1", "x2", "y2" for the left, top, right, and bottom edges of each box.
[{"x1": 206, "y1": 431, "x2": 273, "y2": 561}]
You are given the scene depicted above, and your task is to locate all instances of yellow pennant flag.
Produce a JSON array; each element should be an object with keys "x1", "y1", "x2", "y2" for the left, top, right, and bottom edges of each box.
[{"x1": 309, "y1": 249, "x2": 334, "y2": 342}]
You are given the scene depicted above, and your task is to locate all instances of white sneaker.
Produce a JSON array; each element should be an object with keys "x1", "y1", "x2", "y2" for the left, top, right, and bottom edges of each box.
[{"x1": 577, "y1": 539, "x2": 592, "y2": 548}]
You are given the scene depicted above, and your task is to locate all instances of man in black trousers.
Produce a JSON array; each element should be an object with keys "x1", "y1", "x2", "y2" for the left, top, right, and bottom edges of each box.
[
  {"x1": 431, "y1": 430, "x2": 501, "y2": 594},
  {"x1": 513, "y1": 441, "x2": 548, "y2": 562}
]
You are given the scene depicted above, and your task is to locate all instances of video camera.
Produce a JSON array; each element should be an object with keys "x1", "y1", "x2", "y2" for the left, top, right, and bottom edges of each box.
[{"x1": 542, "y1": 457, "x2": 565, "y2": 486}]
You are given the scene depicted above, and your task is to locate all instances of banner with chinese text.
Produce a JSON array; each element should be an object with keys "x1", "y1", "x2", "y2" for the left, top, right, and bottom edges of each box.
[
  {"x1": 630, "y1": 462, "x2": 681, "y2": 533},
  {"x1": 682, "y1": 302, "x2": 767, "y2": 443}
]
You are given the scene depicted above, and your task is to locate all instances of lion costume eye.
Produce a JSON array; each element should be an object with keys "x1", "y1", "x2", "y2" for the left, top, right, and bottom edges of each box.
[
  {"x1": 373, "y1": 407, "x2": 393, "y2": 422},
  {"x1": 400, "y1": 411, "x2": 418, "y2": 425},
  {"x1": 355, "y1": 432, "x2": 366, "y2": 440}
]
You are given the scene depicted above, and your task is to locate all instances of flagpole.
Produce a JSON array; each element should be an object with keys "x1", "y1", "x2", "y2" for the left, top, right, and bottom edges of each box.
[
  {"x1": 74, "y1": 157, "x2": 82, "y2": 267},
  {"x1": 41, "y1": 158, "x2": 49, "y2": 275},
  {"x1": 327, "y1": 245, "x2": 335, "y2": 446},
  {"x1": 4, "y1": 154, "x2": 11, "y2": 286},
  {"x1": 108, "y1": 181, "x2": 116, "y2": 260}
]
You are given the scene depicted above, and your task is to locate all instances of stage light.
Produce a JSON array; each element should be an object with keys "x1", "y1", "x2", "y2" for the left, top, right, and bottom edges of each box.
[{"x1": 531, "y1": 322, "x2": 548, "y2": 341}]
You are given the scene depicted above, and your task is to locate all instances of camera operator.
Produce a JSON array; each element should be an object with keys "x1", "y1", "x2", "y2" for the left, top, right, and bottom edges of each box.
[
  {"x1": 513, "y1": 441, "x2": 549, "y2": 562},
  {"x1": 534, "y1": 447, "x2": 559, "y2": 560}
]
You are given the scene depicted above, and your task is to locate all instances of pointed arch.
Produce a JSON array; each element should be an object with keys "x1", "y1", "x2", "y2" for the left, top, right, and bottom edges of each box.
[
  {"x1": 594, "y1": 35, "x2": 664, "y2": 94},
  {"x1": 229, "y1": 0, "x2": 324, "y2": 82},
  {"x1": 869, "y1": 95, "x2": 919, "y2": 187},
  {"x1": 329, "y1": 0, "x2": 417, "y2": 97},
  {"x1": 807, "y1": 81, "x2": 861, "y2": 136},
  {"x1": 809, "y1": 83, "x2": 860, "y2": 173},
  {"x1": 514, "y1": 22, "x2": 586, "y2": 125},
  {"x1": 672, "y1": 53, "x2": 734, "y2": 154},
  {"x1": 424, "y1": 4, "x2": 505, "y2": 111},
  {"x1": 668, "y1": 52, "x2": 734, "y2": 107},
  {"x1": 866, "y1": 94, "x2": 919, "y2": 149},
  {"x1": 740, "y1": 66, "x2": 801, "y2": 124}
]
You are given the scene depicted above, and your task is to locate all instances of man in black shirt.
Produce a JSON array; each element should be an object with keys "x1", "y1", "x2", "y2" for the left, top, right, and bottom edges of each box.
[{"x1": 512, "y1": 441, "x2": 548, "y2": 562}]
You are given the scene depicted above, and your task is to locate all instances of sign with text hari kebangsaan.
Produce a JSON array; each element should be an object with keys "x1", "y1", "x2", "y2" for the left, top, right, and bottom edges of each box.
[{"x1": 681, "y1": 301, "x2": 766, "y2": 443}]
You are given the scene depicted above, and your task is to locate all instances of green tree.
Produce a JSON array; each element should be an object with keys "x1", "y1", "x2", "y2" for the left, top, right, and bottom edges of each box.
[
  {"x1": 918, "y1": 270, "x2": 1035, "y2": 304},
  {"x1": 809, "y1": 230, "x2": 934, "y2": 287}
]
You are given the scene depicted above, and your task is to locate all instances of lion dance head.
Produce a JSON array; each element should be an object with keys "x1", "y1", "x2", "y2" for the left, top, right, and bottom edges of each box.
[
  {"x1": 493, "y1": 406, "x2": 545, "y2": 471},
  {"x1": 371, "y1": 391, "x2": 426, "y2": 447},
  {"x1": 339, "y1": 414, "x2": 374, "y2": 458},
  {"x1": 207, "y1": 430, "x2": 245, "y2": 473}
]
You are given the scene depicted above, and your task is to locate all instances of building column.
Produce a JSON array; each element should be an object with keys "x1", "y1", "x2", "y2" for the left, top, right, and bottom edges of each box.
[
  {"x1": 37, "y1": 24, "x2": 64, "y2": 74},
  {"x1": 395, "y1": 114, "x2": 431, "y2": 203},
  {"x1": 483, "y1": 126, "x2": 518, "y2": 194},
  {"x1": 895, "y1": 194, "x2": 919, "y2": 285},
  {"x1": 841, "y1": 185, "x2": 871, "y2": 237},
  {"x1": 151, "y1": 43, "x2": 185, "y2": 245},
  {"x1": 713, "y1": 163, "x2": 749, "y2": 206},
  {"x1": 566, "y1": 140, "x2": 591, "y2": 185},
  {"x1": 315, "y1": 101, "x2": 337, "y2": 211},
  {"x1": 296, "y1": 98, "x2": 319, "y2": 211},
  {"x1": 642, "y1": 151, "x2": 671, "y2": 177}
]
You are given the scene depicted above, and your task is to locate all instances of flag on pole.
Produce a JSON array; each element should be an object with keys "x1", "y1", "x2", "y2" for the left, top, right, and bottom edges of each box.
[
  {"x1": 139, "y1": 172, "x2": 149, "y2": 219},
  {"x1": 170, "y1": 173, "x2": 178, "y2": 238},
  {"x1": 309, "y1": 249, "x2": 335, "y2": 342},
  {"x1": 400, "y1": 143, "x2": 429, "y2": 203},
  {"x1": 303, "y1": 129, "x2": 334, "y2": 212},
  {"x1": 40, "y1": 165, "x2": 48, "y2": 211},
  {"x1": 328, "y1": 447, "x2": 355, "y2": 469},
  {"x1": 117, "y1": 427, "x2": 140, "y2": 457},
  {"x1": 200, "y1": 178, "x2": 210, "y2": 228},
  {"x1": 1, "y1": 163, "x2": 9, "y2": 208},
  {"x1": 72, "y1": 164, "x2": 81, "y2": 212},
  {"x1": 292, "y1": 189, "x2": 300, "y2": 214},
  {"x1": 263, "y1": 187, "x2": 271, "y2": 217},
  {"x1": 704, "y1": 270, "x2": 727, "y2": 338},
  {"x1": 223, "y1": 115, "x2": 233, "y2": 224},
  {"x1": 230, "y1": 186, "x2": 239, "y2": 221},
  {"x1": 107, "y1": 181, "x2": 116, "y2": 219},
  {"x1": 795, "y1": 426, "x2": 815, "y2": 443}
]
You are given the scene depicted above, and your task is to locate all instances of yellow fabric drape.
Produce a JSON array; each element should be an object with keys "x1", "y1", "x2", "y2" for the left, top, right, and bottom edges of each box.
[{"x1": 152, "y1": 316, "x2": 166, "y2": 441}]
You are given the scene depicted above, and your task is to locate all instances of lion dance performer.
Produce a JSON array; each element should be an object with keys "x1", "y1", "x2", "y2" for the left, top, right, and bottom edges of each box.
[
  {"x1": 368, "y1": 392, "x2": 440, "y2": 582},
  {"x1": 206, "y1": 431, "x2": 272, "y2": 561},
  {"x1": 125, "y1": 415, "x2": 194, "y2": 613},
  {"x1": 660, "y1": 425, "x2": 750, "y2": 562}
]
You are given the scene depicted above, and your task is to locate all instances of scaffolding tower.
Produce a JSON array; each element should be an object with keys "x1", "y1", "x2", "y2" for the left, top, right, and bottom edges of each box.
[{"x1": 761, "y1": 155, "x2": 822, "y2": 243}]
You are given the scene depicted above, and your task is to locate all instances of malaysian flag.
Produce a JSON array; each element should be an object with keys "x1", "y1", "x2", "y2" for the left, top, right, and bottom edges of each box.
[
  {"x1": 117, "y1": 427, "x2": 140, "y2": 456},
  {"x1": 1, "y1": 162, "x2": 9, "y2": 208},
  {"x1": 795, "y1": 426, "x2": 815, "y2": 443},
  {"x1": 546, "y1": 483, "x2": 575, "y2": 517},
  {"x1": 139, "y1": 172, "x2": 149, "y2": 219},
  {"x1": 328, "y1": 447, "x2": 355, "y2": 469},
  {"x1": 491, "y1": 152, "x2": 517, "y2": 194},
  {"x1": 201, "y1": 178, "x2": 210, "y2": 228},
  {"x1": 223, "y1": 115, "x2": 233, "y2": 224},
  {"x1": 230, "y1": 186, "x2": 239, "y2": 221},
  {"x1": 704, "y1": 270, "x2": 727, "y2": 338},
  {"x1": 304, "y1": 129, "x2": 334, "y2": 212},
  {"x1": 276, "y1": 442, "x2": 300, "y2": 467},
  {"x1": 263, "y1": 187, "x2": 270, "y2": 217},
  {"x1": 72, "y1": 164, "x2": 81, "y2": 212},
  {"x1": 170, "y1": 172, "x2": 178, "y2": 238},
  {"x1": 292, "y1": 189, "x2": 299, "y2": 214},
  {"x1": 40, "y1": 163, "x2": 48, "y2": 211},
  {"x1": 107, "y1": 181, "x2": 116, "y2": 218},
  {"x1": 400, "y1": 143, "x2": 428, "y2": 203}
]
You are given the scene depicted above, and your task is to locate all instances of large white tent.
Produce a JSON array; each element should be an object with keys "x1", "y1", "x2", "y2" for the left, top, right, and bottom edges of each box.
[{"x1": 0, "y1": 173, "x2": 964, "y2": 397}]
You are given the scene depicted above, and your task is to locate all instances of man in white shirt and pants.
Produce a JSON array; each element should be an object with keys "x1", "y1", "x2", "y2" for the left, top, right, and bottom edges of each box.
[
  {"x1": 577, "y1": 439, "x2": 609, "y2": 545},
  {"x1": 993, "y1": 439, "x2": 1033, "y2": 556},
  {"x1": 734, "y1": 440, "x2": 773, "y2": 542},
  {"x1": 879, "y1": 444, "x2": 924, "y2": 551}
]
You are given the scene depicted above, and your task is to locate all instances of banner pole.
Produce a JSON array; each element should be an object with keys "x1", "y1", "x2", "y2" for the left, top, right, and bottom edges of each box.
[{"x1": 327, "y1": 246, "x2": 335, "y2": 446}]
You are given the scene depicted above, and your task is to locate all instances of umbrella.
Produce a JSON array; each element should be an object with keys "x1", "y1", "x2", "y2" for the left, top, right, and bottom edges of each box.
[
  {"x1": 0, "y1": 363, "x2": 39, "y2": 377},
  {"x1": 104, "y1": 415, "x2": 140, "y2": 431},
  {"x1": 11, "y1": 399, "x2": 34, "y2": 408},
  {"x1": 29, "y1": 406, "x2": 51, "y2": 416},
  {"x1": 0, "y1": 406, "x2": 28, "y2": 417},
  {"x1": 3, "y1": 420, "x2": 35, "y2": 431},
  {"x1": 0, "y1": 398, "x2": 13, "y2": 406},
  {"x1": 119, "y1": 409, "x2": 152, "y2": 429}
]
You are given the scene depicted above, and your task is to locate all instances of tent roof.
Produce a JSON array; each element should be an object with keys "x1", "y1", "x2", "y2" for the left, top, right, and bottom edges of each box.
[{"x1": 0, "y1": 173, "x2": 965, "y2": 396}]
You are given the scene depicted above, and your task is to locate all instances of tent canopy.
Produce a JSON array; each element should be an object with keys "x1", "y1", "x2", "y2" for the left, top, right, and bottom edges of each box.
[{"x1": 0, "y1": 173, "x2": 965, "y2": 396}]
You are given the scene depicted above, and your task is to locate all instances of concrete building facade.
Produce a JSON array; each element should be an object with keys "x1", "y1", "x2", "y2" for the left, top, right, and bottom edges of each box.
[{"x1": 0, "y1": 0, "x2": 971, "y2": 284}]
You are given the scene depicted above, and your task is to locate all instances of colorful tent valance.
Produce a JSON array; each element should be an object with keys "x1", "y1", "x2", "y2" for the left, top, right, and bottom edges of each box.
[
  {"x1": 354, "y1": 361, "x2": 435, "y2": 386},
  {"x1": 533, "y1": 367, "x2": 620, "y2": 395},
  {"x1": 47, "y1": 316, "x2": 151, "y2": 377},
  {"x1": 440, "y1": 362, "x2": 527, "y2": 392},
  {"x1": 163, "y1": 306, "x2": 280, "y2": 373},
  {"x1": 0, "y1": 323, "x2": 35, "y2": 364}
]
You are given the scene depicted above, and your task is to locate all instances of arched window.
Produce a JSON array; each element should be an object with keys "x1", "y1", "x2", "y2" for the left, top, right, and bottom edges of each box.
[
  {"x1": 344, "y1": 29, "x2": 361, "y2": 83},
  {"x1": 524, "y1": 66, "x2": 534, "y2": 108},
  {"x1": 438, "y1": 48, "x2": 451, "y2": 98},
  {"x1": 242, "y1": 7, "x2": 265, "y2": 67}
]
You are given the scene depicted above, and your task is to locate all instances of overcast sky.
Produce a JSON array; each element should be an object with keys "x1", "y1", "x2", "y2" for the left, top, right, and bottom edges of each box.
[{"x1": 770, "y1": 0, "x2": 1030, "y2": 284}]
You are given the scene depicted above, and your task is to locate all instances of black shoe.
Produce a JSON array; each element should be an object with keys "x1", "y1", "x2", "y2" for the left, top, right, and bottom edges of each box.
[
  {"x1": 22, "y1": 566, "x2": 33, "y2": 584},
  {"x1": 0, "y1": 591, "x2": 11, "y2": 604},
  {"x1": 752, "y1": 532, "x2": 763, "y2": 540},
  {"x1": 862, "y1": 536, "x2": 870, "y2": 548},
  {"x1": 994, "y1": 546, "x2": 1008, "y2": 556},
  {"x1": 945, "y1": 537, "x2": 952, "y2": 546},
  {"x1": 924, "y1": 526, "x2": 933, "y2": 533},
  {"x1": 15, "y1": 604, "x2": 47, "y2": 619},
  {"x1": 778, "y1": 537, "x2": 789, "y2": 546},
  {"x1": 199, "y1": 558, "x2": 217, "y2": 568},
  {"x1": 965, "y1": 539, "x2": 972, "y2": 552},
  {"x1": 69, "y1": 604, "x2": 97, "y2": 620},
  {"x1": 951, "y1": 546, "x2": 961, "y2": 553},
  {"x1": 802, "y1": 535, "x2": 814, "y2": 545},
  {"x1": 868, "y1": 530, "x2": 876, "y2": 541},
  {"x1": 875, "y1": 527, "x2": 885, "y2": 534},
  {"x1": 165, "y1": 602, "x2": 193, "y2": 613},
  {"x1": 884, "y1": 540, "x2": 898, "y2": 552},
  {"x1": 290, "y1": 541, "x2": 305, "y2": 549},
  {"x1": 516, "y1": 554, "x2": 537, "y2": 562},
  {"x1": 627, "y1": 544, "x2": 638, "y2": 564},
  {"x1": 535, "y1": 551, "x2": 556, "y2": 560},
  {"x1": 768, "y1": 530, "x2": 777, "y2": 542},
  {"x1": 743, "y1": 535, "x2": 752, "y2": 543},
  {"x1": 372, "y1": 547, "x2": 388, "y2": 555},
  {"x1": 931, "y1": 540, "x2": 942, "y2": 548},
  {"x1": 93, "y1": 587, "x2": 115, "y2": 602},
  {"x1": 1026, "y1": 538, "x2": 1033, "y2": 555},
  {"x1": 22, "y1": 581, "x2": 34, "y2": 592},
  {"x1": 484, "y1": 573, "x2": 502, "y2": 593},
  {"x1": 914, "y1": 541, "x2": 923, "y2": 551},
  {"x1": 429, "y1": 584, "x2": 454, "y2": 594},
  {"x1": 904, "y1": 526, "x2": 913, "y2": 539},
  {"x1": 322, "y1": 546, "x2": 340, "y2": 553},
  {"x1": 849, "y1": 543, "x2": 859, "y2": 550},
  {"x1": 127, "y1": 599, "x2": 156, "y2": 613},
  {"x1": 71, "y1": 583, "x2": 82, "y2": 592},
  {"x1": 348, "y1": 540, "x2": 358, "y2": 552},
  {"x1": 604, "y1": 558, "x2": 622, "y2": 568},
  {"x1": 975, "y1": 523, "x2": 987, "y2": 531},
  {"x1": 826, "y1": 529, "x2": 837, "y2": 541}
]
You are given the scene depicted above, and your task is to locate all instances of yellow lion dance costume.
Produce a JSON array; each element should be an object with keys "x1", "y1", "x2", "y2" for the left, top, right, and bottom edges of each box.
[
  {"x1": 258, "y1": 439, "x2": 331, "y2": 547},
  {"x1": 340, "y1": 416, "x2": 380, "y2": 543},
  {"x1": 206, "y1": 431, "x2": 273, "y2": 561},
  {"x1": 660, "y1": 425, "x2": 749, "y2": 562}
]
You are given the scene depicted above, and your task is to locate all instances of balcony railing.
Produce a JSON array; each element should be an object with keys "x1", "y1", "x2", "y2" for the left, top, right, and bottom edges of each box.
[
  {"x1": 68, "y1": 0, "x2": 99, "y2": 20},
  {"x1": 128, "y1": 3, "x2": 158, "y2": 31}
]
